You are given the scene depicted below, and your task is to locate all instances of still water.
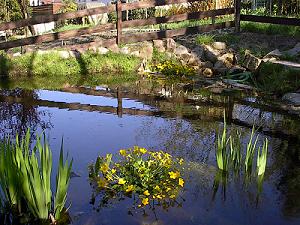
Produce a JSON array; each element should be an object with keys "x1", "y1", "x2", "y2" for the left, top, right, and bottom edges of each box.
[{"x1": 0, "y1": 82, "x2": 300, "y2": 225}]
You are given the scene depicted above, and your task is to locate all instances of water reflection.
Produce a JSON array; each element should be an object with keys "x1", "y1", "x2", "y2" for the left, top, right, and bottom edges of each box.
[{"x1": 0, "y1": 82, "x2": 300, "y2": 224}]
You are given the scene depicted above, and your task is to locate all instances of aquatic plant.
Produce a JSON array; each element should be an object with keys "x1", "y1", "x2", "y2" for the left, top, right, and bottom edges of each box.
[
  {"x1": 215, "y1": 115, "x2": 268, "y2": 176},
  {"x1": 0, "y1": 130, "x2": 72, "y2": 223},
  {"x1": 257, "y1": 138, "x2": 268, "y2": 176},
  {"x1": 89, "y1": 146, "x2": 185, "y2": 210}
]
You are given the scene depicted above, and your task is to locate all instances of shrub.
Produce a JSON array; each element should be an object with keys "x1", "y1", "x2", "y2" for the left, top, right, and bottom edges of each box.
[{"x1": 89, "y1": 146, "x2": 185, "y2": 210}]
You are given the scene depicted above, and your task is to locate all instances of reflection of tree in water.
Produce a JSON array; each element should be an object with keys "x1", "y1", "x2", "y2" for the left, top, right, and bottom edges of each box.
[
  {"x1": 135, "y1": 117, "x2": 218, "y2": 162},
  {"x1": 0, "y1": 89, "x2": 52, "y2": 139}
]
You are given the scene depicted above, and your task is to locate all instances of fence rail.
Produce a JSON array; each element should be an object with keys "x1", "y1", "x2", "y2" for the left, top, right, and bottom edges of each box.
[{"x1": 240, "y1": 14, "x2": 300, "y2": 26}]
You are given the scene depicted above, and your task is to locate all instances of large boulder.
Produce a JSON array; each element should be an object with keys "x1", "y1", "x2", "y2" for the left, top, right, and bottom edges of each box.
[
  {"x1": 212, "y1": 42, "x2": 226, "y2": 50},
  {"x1": 166, "y1": 38, "x2": 176, "y2": 52},
  {"x1": 203, "y1": 45, "x2": 221, "y2": 63},
  {"x1": 174, "y1": 45, "x2": 189, "y2": 57},
  {"x1": 191, "y1": 46, "x2": 205, "y2": 60},
  {"x1": 213, "y1": 53, "x2": 236, "y2": 75}
]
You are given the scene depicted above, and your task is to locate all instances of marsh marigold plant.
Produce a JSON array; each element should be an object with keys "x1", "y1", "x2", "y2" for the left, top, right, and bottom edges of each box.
[{"x1": 89, "y1": 146, "x2": 185, "y2": 209}]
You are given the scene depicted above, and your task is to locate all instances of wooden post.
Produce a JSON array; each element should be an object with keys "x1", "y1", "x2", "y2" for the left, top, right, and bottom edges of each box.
[
  {"x1": 234, "y1": 0, "x2": 241, "y2": 32},
  {"x1": 117, "y1": 87, "x2": 123, "y2": 118},
  {"x1": 116, "y1": 0, "x2": 122, "y2": 45}
]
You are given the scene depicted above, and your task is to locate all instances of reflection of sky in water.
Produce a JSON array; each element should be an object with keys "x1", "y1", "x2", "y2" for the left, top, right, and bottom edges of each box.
[{"x1": 37, "y1": 90, "x2": 155, "y2": 110}]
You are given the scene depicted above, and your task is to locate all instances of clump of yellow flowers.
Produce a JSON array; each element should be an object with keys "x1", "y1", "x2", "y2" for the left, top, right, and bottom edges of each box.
[
  {"x1": 89, "y1": 146, "x2": 185, "y2": 208},
  {"x1": 154, "y1": 60, "x2": 196, "y2": 77}
]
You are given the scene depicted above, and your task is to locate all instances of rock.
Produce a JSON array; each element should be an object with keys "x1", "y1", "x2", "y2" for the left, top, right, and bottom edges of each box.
[
  {"x1": 212, "y1": 42, "x2": 226, "y2": 50},
  {"x1": 58, "y1": 50, "x2": 71, "y2": 59},
  {"x1": 284, "y1": 43, "x2": 300, "y2": 57},
  {"x1": 130, "y1": 50, "x2": 140, "y2": 57},
  {"x1": 69, "y1": 50, "x2": 81, "y2": 59},
  {"x1": 191, "y1": 46, "x2": 205, "y2": 59},
  {"x1": 200, "y1": 61, "x2": 214, "y2": 69},
  {"x1": 107, "y1": 44, "x2": 119, "y2": 53},
  {"x1": 138, "y1": 42, "x2": 153, "y2": 59},
  {"x1": 214, "y1": 60, "x2": 231, "y2": 75},
  {"x1": 263, "y1": 49, "x2": 283, "y2": 59},
  {"x1": 229, "y1": 65, "x2": 246, "y2": 74},
  {"x1": 282, "y1": 93, "x2": 300, "y2": 106},
  {"x1": 203, "y1": 45, "x2": 220, "y2": 63},
  {"x1": 202, "y1": 68, "x2": 213, "y2": 77},
  {"x1": 186, "y1": 52, "x2": 201, "y2": 66},
  {"x1": 153, "y1": 40, "x2": 165, "y2": 52},
  {"x1": 243, "y1": 51, "x2": 262, "y2": 71},
  {"x1": 98, "y1": 47, "x2": 109, "y2": 54},
  {"x1": 120, "y1": 47, "x2": 130, "y2": 55},
  {"x1": 166, "y1": 38, "x2": 176, "y2": 52},
  {"x1": 174, "y1": 45, "x2": 189, "y2": 57},
  {"x1": 213, "y1": 53, "x2": 235, "y2": 75},
  {"x1": 12, "y1": 52, "x2": 21, "y2": 57}
]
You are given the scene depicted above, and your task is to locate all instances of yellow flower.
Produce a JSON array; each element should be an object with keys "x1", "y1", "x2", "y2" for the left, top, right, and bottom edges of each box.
[
  {"x1": 100, "y1": 164, "x2": 109, "y2": 173},
  {"x1": 142, "y1": 198, "x2": 149, "y2": 205},
  {"x1": 139, "y1": 148, "x2": 147, "y2": 154},
  {"x1": 179, "y1": 178, "x2": 184, "y2": 187},
  {"x1": 169, "y1": 171, "x2": 180, "y2": 179},
  {"x1": 97, "y1": 178, "x2": 107, "y2": 188},
  {"x1": 111, "y1": 169, "x2": 116, "y2": 174},
  {"x1": 143, "y1": 190, "x2": 150, "y2": 196},
  {"x1": 179, "y1": 158, "x2": 184, "y2": 165},
  {"x1": 118, "y1": 178, "x2": 126, "y2": 185},
  {"x1": 156, "y1": 195, "x2": 162, "y2": 199},
  {"x1": 119, "y1": 149, "x2": 127, "y2": 156},
  {"x1": 170, "y1": 194, "x2": 176, "y2": 199},
  {"x1": 154, "y1": 185, "x2": 160, "y2": 191},
  {"x1": 126, "y1": 185, "x2": 134, "y2": 192},
  {"x1": 166, "y1": 187, "x2": 171, "y2": 192}
]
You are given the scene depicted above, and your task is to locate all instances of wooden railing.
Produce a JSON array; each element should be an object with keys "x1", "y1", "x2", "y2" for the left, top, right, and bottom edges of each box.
[
  {"x1": 0, "y1": 0, "x2": 236, "y2": 50},
  {"x1": 234, "y1": 0, "x2": 300, "y2": 30}
]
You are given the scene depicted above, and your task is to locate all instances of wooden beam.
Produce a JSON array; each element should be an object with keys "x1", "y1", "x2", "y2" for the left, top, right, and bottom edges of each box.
[
  {"x1": 0, "y1": 23, "x2": 116, "y2": 50},
  {"x1": 240, "y1": 14, "x2": 300, "y2": 26},
  {"x1": 121, "y1": 21, "x2": 235, "y2": 43},
  {"x1": 0, "y1": 5, "x2": 115, "y2": 31},
  {"x1": 122, "y1": 8, "x2": 234, "y2": 28},
  {"x1": 117, "y1": 0, "x2": 122, "y2": 45}
]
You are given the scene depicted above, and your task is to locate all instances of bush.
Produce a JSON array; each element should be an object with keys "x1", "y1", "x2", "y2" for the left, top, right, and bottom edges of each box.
[{"x1": 89, "y1": 147, "x2": 185, "y2": 210}]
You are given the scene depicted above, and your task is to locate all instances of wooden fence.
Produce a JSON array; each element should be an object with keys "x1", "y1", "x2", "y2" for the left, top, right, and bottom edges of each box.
[
  {"x1": 235, "y1": 0, "x2": 300, "y2": 32},
  {"x1": 0, "y1": 0, "x2": 236, "y2": 50}
]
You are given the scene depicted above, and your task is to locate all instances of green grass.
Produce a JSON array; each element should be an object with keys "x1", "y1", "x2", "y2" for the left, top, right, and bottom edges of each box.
[
  {"x1": 241, "y1": 21, "x2": 300, "y2": 37},
  {"x1": 195, "y1": 34, "x2": 215, "y2": 45},
  {"x1": 0, "y1": 51, "x2": 142, "y2": 89},
  {"x1": 256, "y1": 62, "x2": 300, "y2": 95},
  {"x1": 53, "y1": 24, "x2": 91, "y2": 33}
]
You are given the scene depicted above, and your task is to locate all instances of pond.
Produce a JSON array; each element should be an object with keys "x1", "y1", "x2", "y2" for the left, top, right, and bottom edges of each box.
[{"x1": 0, "y1": 80, "x2": 300, "y2": 225}]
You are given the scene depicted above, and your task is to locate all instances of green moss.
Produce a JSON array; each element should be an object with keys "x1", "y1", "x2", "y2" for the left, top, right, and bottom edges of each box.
[
  {"x1": 0, "y1": 51, "x2": 142, "y2": 89},
  {"x1": 195, "y1": 34, "x2": 215, "y2": 45}
]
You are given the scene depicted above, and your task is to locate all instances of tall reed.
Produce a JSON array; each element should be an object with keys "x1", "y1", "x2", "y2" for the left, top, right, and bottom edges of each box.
[{"x1": 0, "y1": 130, "x2": 73, "y2": 223}]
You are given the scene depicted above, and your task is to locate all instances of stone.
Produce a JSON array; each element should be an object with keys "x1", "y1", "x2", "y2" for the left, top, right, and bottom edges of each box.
[
  {"x1": 229, "y1": 65, "x2": 246, "y2": 74},
  {"x1": 191, "y1": 46, "x2": 205, "y2": 60},
  {"x1": 120, "y1": 47, "x2": 130, "y2": 55},
  {"x1": 166, "y1": 38, "x2": 176, "y2": 52},
  {"x1": 139, "y1": 42, "x2": 153, "y2": 59},
  {"x1": 284, "y1": 43, "x2": 300, "y2": 57},
  {"x1": 153, "y1": 40, "x2": 165, "y2": 52},
  {"x1": 12, "y1": 52, "x2": 22, "y2": 57},
  {"x1": 214, "y1": 60, "x2": 231, "y2": 75},
  {"x1": 282, "y1": 93, "x2": 300, "y2": 106},
  {"x1": 243, "y1": 51, "x2": 262, "y2": 71},
  {"x1": 218, "y1": 53, "x2": 236, "y2": 65},
  {"x1": 202, "y1": 68, "x2": 213, "y2": 77},
  {"x1": 58, "y1": 50, "x2": 71, "y2": 59},
  {"x1": 130, "y1": 50, "x2": 140, "y2": 57},
  {"x1": 174, "y1": 45, "x2": 189, "y2": 57},
  {"x1": 203, "y1": 45, "x2": 220, "y2": 63},
  {"x1": 187, "y1": 52, "x2": 201, "y2": 66},
  {"x1": 98, "y1": 47, "x2": 109, "y2": 54},
  {"x1": 69, "y1": 50, "x2": 81, "y2": 59},
  {"x1": 263, "y1": 49, "x2": 283, "y2": 59},
  {"x1": 212, "y1": 42, "x2": 226, "y2": 50},
  {"x1": 200, "y1": 61, "x2": 214, "y2": 69},
  {"x1": 107, "y1": 44, "x2": 119, "y2": 53}
]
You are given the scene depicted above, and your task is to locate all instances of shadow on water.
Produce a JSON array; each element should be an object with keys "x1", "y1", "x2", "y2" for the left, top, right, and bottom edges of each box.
[
  {"x1": 0, "y1": 54, "x2": 11, "y2": 89},
  {"x1": 74, "y1": 50, "x2": 88, "y2": 86}
]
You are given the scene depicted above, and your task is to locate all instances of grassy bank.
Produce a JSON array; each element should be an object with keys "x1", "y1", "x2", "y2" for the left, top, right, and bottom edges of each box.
[{"x1": 0, "y1": 51, "x2": 142, "y2": 89}]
